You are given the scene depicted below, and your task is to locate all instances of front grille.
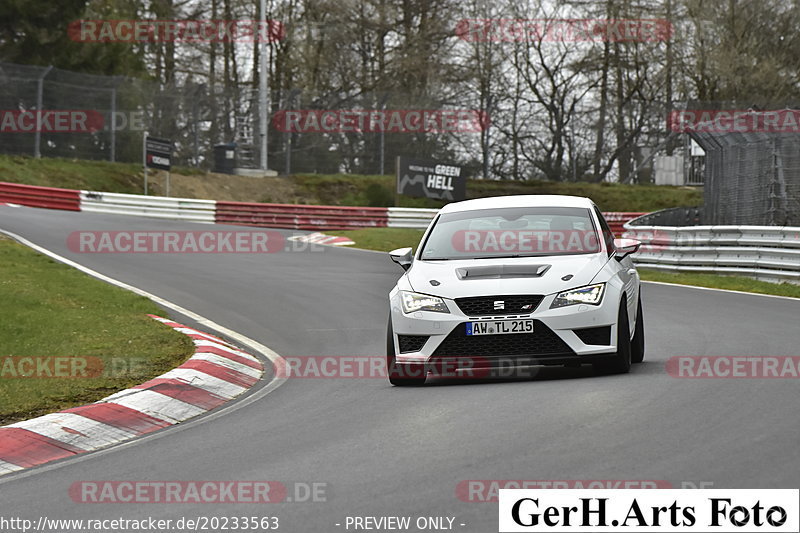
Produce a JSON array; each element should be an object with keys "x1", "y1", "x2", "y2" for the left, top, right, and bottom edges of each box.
[
  {"x1": 454, "y1": 295, "x2": 544, "y2": 316},
  {"x1": 432, "y1": 321, "x2": 574, "y2": 358},
  {"x1": 398, "y1": 335, "x2": 429, "y2": 353},
  {"x1": 574, "y1": 326, "x2": 612, "y2": 346}
]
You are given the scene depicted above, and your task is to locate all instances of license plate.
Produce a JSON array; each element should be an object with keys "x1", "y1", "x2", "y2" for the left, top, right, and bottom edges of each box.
[{"x1": 466, "y1": 319, "x2": 534, "y2": 336}]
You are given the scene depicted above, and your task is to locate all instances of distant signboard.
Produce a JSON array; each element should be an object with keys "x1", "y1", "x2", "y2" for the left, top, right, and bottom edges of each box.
[
  {"x1": 145, "y1": 136, "x2": 172, "y2": 171},
  {"x1": 396, "y1": 156, "x2": 465, "y2": 201}
]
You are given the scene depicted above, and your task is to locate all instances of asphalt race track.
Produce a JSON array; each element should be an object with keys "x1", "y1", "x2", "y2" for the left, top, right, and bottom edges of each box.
[{"x1": 1, "y1": 205, "x2": 799, "y2": 532}]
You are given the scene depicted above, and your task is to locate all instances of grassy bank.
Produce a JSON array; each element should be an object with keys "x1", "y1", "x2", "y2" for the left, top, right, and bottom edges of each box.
[
  {"x1": 0, "y1": 154, "x2": 146, "y2": 194},
  {"x1": 0, "y1": 236, "x2": 194, "y2": 425},
  {"x1": 0, "y1": 154, "x2": 701, "y2": 213},
  {"x1": 327, "y1": 228, "x2": 425, "y2": 252},
  {"x1": 637, "y1": 268, "x2": 800, "y2": 299},
  {"x1": 290, "y1": 173, "x2": 702, "y2": 212}
]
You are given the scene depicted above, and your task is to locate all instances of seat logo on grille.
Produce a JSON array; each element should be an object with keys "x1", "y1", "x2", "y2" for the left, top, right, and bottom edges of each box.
[{"x1": 493, "y1": 300, "x2": 505, "y2": 310}]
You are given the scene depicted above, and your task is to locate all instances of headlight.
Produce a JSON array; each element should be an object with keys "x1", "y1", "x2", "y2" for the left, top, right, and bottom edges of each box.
[
  {"x1": 550, "y1": 283, "x2": 605, "y2": 309},
  {"x1": 400, "y1": 291, "x2": 450, "y2": 314}
]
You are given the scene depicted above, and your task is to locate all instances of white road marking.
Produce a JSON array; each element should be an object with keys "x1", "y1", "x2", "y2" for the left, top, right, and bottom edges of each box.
[
  {"x1": 109, "y1": 390, "x2": 206, "y2": 424},
  {"x1": 190, "y1": 352, "x2": 264, "y2": 378},
  {"x1": 8, "y1": 413, "x2": 137, "y2": 451},
  {"x1": 150, "y1": 368, "x2": 247, "y2": 399},
  {"x1": 0, "y1": 461, "x2": 24, "y2": 474}
]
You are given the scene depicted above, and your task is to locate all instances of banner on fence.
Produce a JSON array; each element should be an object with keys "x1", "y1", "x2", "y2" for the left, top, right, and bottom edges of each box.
[{"x1": 396, "y1": 156, "x2": 466, "y2": 201}]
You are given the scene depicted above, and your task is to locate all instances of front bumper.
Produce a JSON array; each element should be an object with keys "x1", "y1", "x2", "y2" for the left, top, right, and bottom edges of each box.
[{"x1": 389, "y1": 287, "x2": 622, "y2": 368}]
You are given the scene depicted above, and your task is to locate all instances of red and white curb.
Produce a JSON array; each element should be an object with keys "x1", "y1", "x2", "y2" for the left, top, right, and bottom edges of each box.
[
  {"x1": 0, "y1": 315, "x2": 263, "y2": 476},
  {"x1": 289, "y1": 232, "x2": 354, "y2": 246}
]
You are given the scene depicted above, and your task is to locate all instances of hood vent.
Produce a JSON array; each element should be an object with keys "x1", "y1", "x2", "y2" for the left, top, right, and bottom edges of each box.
[{"x1": 455, "y1": 264, "x2": 551, "y2": 280}]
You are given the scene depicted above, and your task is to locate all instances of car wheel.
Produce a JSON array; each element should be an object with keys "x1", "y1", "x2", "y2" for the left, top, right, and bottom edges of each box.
[
  {"x1": 593, "y1": 300, "x2": 632, "y2": 375},
  {"x1": 387, "y1": 317, "x2": 427, "y2": 386},
  {"x1": 631, "y1": 296, "x2": 645, "y2": 364}
]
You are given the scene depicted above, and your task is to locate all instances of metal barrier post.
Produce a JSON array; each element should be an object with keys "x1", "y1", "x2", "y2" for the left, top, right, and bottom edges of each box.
[
  {"x1": 143, "y1": 132, "x2": 148, "y2": 195},
  {"x1": 34, "y1": 66, "x2": 53, "y2": 158}
]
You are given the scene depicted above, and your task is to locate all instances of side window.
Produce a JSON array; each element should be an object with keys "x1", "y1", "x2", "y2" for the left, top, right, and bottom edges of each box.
[{"x1": 594, "y1": 208, "x2": 615, "y2": 256}]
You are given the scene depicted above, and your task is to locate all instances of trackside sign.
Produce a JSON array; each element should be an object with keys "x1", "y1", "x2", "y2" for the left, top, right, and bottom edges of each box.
[
  {"x1": 145, "y1": 136, "x2": 172, "y2": 171},
  {"x1": 396, "y1": 156, "x2": 465, "y2": 201},
  {"x1": 498, "y1": 489, "x2": 799, "y2": 532}
]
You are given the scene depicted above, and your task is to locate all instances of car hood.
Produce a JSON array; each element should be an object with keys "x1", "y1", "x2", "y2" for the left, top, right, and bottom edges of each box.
[{"x1": 405, "y1": 253, "x2": 609, "y2": 299}]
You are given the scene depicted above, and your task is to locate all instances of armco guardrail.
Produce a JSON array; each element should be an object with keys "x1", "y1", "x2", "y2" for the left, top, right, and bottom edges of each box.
[
  {"x1": 80, "y1": 191, "x2": 216, "y2": 223},
  {"x1": 387, "y1": 207, "x2": 436, "y2": 229},
  {"x1": 0, "y1": 182, "x2": 81, "y2": 211},
  {"x1": 624, "y1": 217, "x2": 800, "y2": 284},
  {"x1": 0, "y1": 181, "x2": 645, "y2": 233},
  {"x1": 215, "y1": 201, "x2": 389, "y2": 230}
]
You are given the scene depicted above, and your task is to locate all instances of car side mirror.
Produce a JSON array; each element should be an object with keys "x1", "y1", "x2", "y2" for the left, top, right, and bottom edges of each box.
[
  {"x1": 613, "y1": 238, "x2": 641, "y2": 260},
  {"x1": 389, "y1": 247, "x2": 413, "y2": 271}
]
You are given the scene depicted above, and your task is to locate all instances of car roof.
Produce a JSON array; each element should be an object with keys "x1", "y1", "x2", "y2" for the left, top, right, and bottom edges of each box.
[{"x1": 438, "y1": 195, "x2": 595, "y2": 214}]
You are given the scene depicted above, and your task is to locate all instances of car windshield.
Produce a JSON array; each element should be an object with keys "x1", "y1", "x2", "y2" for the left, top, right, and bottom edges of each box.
[{"x1": 419, "y1": 206, "x2": 600, "y2": 260}]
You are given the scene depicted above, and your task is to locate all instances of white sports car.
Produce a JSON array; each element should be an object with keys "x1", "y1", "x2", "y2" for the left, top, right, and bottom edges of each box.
[{"x1": 386, "y1": 195, "x2": 644, "y2": 386}]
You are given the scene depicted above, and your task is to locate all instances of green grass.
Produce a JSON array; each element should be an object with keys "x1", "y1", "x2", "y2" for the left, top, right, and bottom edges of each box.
[
  {"x1": 327, "y1": 228, "x2": 425, "y2": 252},
  {"x1": 0, "y1": 237, "x2": 194, "y2": 425},
  {"x1": 0, "y1": 154, "x2": 145, "y2": 193},
  {"x1": 325, "y1": 228, "x2": 800, "y2": 299},
  {"x1": 0, "y1": 154, "x2": 701, "y2": 213},
  {"x1": 450, "y1": 178, "x2": 700, "y2": 212},
  {"x1": 0, "y1": 154, "x2": 200, "y2": 194},
  {"x1": 638, "y1": 269, "x2": 800, "y2": 299},
  {"x1": 288, "y1": 173, "x2": 702, "y2": 212}
]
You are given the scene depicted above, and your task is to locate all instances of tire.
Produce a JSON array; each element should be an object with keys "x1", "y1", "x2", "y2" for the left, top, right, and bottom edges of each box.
[
  {"x1": 387, "y1": 317, "x2": 427, "y2": 386},
  {"x1": 631, "y1": 296, "x2": 645, "y2": 364},
  {"x1": 593, "y1": 300, "x2": 632, "y2": 375}
]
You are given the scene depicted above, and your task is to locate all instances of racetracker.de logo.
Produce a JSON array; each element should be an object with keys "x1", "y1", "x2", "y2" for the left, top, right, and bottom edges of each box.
[
  {"x1": 271, "y1": 356, "x2": 561, "y2": 379},
  {"x1": 667, "y1": 356, "x2": 800, "y2": 379},
  {"x1": 668, "y1": 110, "x2": 800, "y2": 133},
  {"x1": 67, "y1": 231, "x2": 285, "y2": 254},
  {"x1": 69, "y1": 481, "x2": 286, "y2": 504},
  {"x1": 456, "y1": 480, "x2": 672, "y2": 503},
  {"x1": 272, "y1": 109, "x2": 489, "y2": 133},
  {"x1": 451, "y1": 229, "x2": 600, "y2": 254},
  {"x1": 455, "y1": 18, "x2": 672, "y2": 42},
  {"x1": 0, "y1": 110, "x2": 104, "y2": 133},
  {"x1": 68, "y1": 19, "x2": 285, "y2": 43},
  {"x1": 0, "y1": 356, "x2": 104, "y2": 379},
  {"x1": 274, "y1": 356, "x2": 497, "y2": 379}
]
